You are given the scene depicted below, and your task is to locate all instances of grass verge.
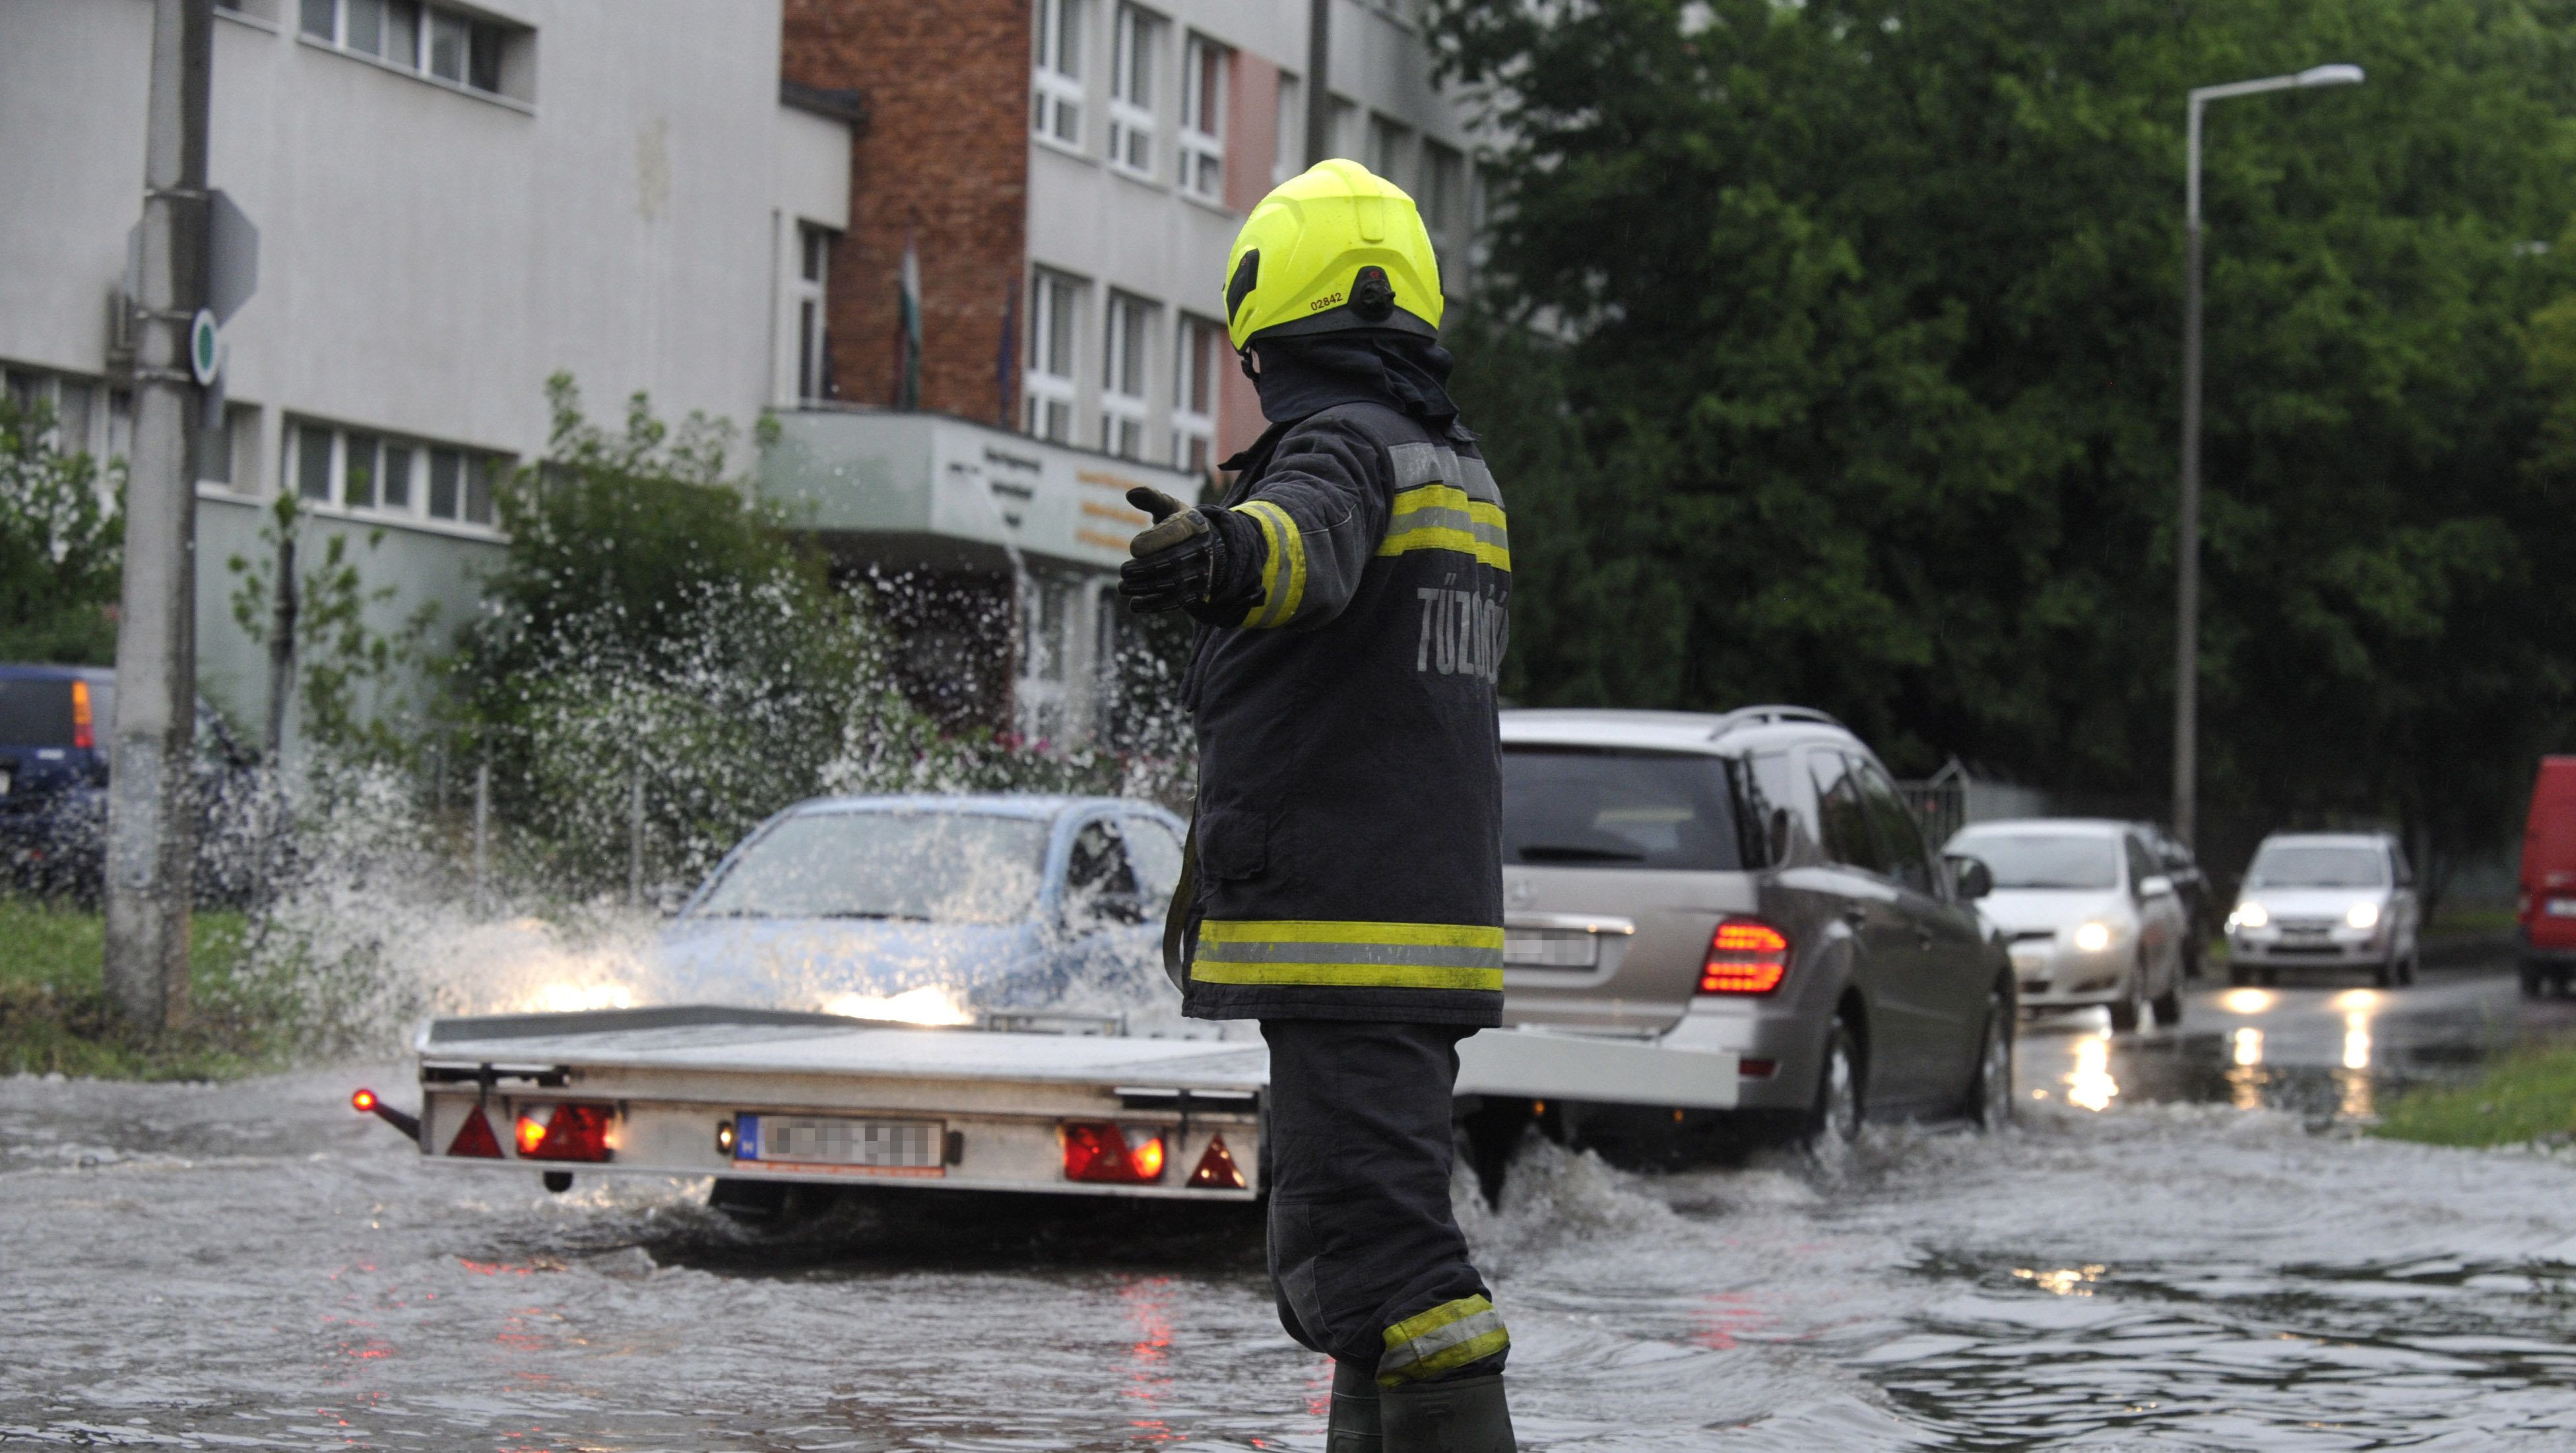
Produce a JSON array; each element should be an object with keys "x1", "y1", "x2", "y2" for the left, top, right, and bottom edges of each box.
[
  {"x1": 0, "y1": 897, "x2": 290, "y2": 1080},
  {"x1": 2371, "y1": 1044, "x2": 2576, "y2": 1148}
]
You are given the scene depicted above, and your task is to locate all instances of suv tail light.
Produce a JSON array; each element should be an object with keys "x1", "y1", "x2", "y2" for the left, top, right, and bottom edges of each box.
[
  {"x1": 516, "y1": 1103, "x2": 618, "y2": 1162},
  {"x1": 71, "y1": 680, "x2": 94, "y2": 750},
  {"x1": 1061, "y1": 1121, "x2": 1166, "y2": 1184},
  {"x1": 1698, "y1": 919, "x2": 1791, "y2": 995}
]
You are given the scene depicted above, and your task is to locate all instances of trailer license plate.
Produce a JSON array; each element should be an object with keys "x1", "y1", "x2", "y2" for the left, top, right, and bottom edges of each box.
[
  {"x1": 735, "y1": 1114, "x2": 944, "y2": 1175},
  {"x1": 1505, "y1": 932, "x2": 1597, "y2": 968}
]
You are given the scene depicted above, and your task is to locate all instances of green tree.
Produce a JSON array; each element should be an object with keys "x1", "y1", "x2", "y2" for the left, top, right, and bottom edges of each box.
[
  {"x1": 1435, "y1": 0, "x2": 2576, "y2": 890},
  {"x1": 0, "y1": 399, "x2": 123, "y2": 663}
]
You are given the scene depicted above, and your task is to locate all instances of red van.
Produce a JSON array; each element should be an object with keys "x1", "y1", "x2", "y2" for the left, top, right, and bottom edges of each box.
[{"x1": 2520, "y1": 757, "x2": 2576, "y2": 996}]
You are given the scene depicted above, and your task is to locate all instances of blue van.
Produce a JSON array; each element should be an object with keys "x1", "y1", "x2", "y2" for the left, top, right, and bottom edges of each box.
[
  {"x1": 0, "y1": 663, "x2": 257, "y2": 901},
  {"x1": 0, "y1": 664, "x2": 112, "y2": 803}
]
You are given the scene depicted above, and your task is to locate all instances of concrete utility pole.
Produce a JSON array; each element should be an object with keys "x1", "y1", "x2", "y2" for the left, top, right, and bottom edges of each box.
[
  {"x1": 2172, "y1": 62, "x2": 2363, "y2": 851},
  {"x1": 104, "y1": 0, "x2": 214, "y2": 1033},
  {"x1": 1304, "y1": 0, "x2": 1332, "y2": 167}
]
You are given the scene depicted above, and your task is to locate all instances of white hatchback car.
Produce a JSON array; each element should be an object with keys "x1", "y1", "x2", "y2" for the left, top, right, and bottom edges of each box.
[
  {"x1": 2225, "y1": 831, "x2": 2422, "y2": 988},
  {"x1": 1943, "y1": 819, "x2": 2192, "y2": 1031}
]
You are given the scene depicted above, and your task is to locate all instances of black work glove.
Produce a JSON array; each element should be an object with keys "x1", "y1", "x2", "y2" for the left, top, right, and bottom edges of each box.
[{"x1": 1119, "y1": 486, "x2": 1231, "y2": 614}]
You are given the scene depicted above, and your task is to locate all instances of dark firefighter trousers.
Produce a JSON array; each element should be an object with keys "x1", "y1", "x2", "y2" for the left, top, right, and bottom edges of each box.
[{"x1": 1260, "y1": 1019, "x2": 1509, "y2": 1386}]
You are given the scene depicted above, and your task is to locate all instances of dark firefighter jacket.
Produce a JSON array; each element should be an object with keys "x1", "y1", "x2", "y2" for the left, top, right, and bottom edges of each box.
[{"x1": 1175, "y1": 399, "x2": 1510, "y2": 1027}]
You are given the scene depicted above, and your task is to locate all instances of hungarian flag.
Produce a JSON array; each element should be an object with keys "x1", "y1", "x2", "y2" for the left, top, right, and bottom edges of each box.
[{"x1": 892, "y1": 227, "x2": 922, "y2": 410}]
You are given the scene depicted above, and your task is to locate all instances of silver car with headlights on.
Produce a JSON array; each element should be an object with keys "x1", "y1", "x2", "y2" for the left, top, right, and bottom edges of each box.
[
  {"x1": 1943, "y1": 819, "x2": 2191, "y2": 1031},
  {"x1": 2226, "y1": 831, "x2": 2421, "y2": 988},
  {"x1": 1479, "y1": 707, "x2": 2014, "y2": 1171}
]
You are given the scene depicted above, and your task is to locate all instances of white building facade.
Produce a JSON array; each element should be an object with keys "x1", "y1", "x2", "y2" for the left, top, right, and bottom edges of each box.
[{"x1": 0, "y1": 0, "x2": 853, "y2": 736}]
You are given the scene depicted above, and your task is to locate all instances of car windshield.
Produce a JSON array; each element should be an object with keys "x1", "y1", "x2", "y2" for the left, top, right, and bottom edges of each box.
[
  {"x1": 0, "y1": 678, "x2": 75, "y2": 746},
  {"x1": 1952, "y1": 833, "x2": 2119, "y2": 890},
  {"x1": 1501, "y1": 747, "x2": 1744, "y2": 870},
  {"x1": 2248, "y1": 845, "x2": 2386, "y2": 889},
  {"x1": 692, "y1": 810, "x2": 1051, "y2": 924}
]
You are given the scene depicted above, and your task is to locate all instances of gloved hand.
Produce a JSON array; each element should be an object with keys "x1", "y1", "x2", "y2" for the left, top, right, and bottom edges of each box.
[{"x1": 1119, "y1": 486, "x2": 1231, "y2": 614}]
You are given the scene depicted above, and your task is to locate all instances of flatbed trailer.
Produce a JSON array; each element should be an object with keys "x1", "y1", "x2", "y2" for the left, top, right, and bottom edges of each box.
[{"x1": 371, "y1": 1006, "x2": 1739, "y2": 1204}]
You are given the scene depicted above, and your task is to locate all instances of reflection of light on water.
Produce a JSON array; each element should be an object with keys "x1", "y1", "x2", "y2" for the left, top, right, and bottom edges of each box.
[
  {"x1": 532, "y1": 981, "x2": 635, "y2": 1012},
  {"x1": 2338, "y1": 1068, "x2": 2375, "y2": 1120},
  {"x1": 2222, "y1": 988, "x2": 2274, "y2": 1014},
  {"x1": 821, "y1": 986, "x2": 975, "y2": 1025},
  {"x1": 2343, "y1": 1012, "x2": 2373, "y2": 1072},
  {"x1": 1120, "y1": 1277, "x2": 1176, "y2": 1442},
  {"x1": 2334, "y1": 988, "x2": 2381, "y2": 1012},
  {"x1": 2064, "y1": 1034, "x2": 2119, "y2": 1113},
  {"x1": 2012, "y1": 1264, "x2": 2105, "y2": 1297},
  {"x1": 2226, "y1": 1027, "x2": 2267, "y2": 1110}
]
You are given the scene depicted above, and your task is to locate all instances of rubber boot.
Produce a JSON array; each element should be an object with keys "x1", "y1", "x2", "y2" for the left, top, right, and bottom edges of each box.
[
  {"x1": 1327, "y1": 1358, "x2": 1383, "y2": 1453},
  {"x1": 1379, "y1": 1372, "x2": 1515, "y2": 1453}
]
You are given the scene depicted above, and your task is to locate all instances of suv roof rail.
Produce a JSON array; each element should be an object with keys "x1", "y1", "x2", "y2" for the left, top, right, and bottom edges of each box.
[{"x1": 1710, "y1": 704, "x2": 1844, "y2": 735}]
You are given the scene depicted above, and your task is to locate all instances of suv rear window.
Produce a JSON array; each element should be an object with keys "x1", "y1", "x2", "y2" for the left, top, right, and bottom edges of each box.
[
  {"x1": 0, "y1": 679, "x2": 75, "y2": 746},
  {"x1": 1502, "y1": 747, "x2": 1746, "y2": 870}
]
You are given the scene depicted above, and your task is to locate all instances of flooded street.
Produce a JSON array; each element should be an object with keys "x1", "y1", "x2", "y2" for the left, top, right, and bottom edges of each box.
[{"x1": 7, "y1": 952, "x2": 2576, "y2": 1450}]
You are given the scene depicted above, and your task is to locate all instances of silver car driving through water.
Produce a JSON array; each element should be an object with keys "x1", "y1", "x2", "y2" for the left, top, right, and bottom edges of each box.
[
  {"x1": 1943, "y1": 819, "x2": 2190, "y2": 1031},
  {"x1": 1484, "y1": 707, "x2": 2014, "y2": 1166},
  {"x1": 2226, "y1": 831, "x2": 2422, "y2": 987}
]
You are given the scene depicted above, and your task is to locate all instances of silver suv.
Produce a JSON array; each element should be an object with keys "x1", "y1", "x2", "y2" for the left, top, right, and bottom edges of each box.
[{"x1": 1481, "y1": 707, "x2": 2013, "y2": 1162}]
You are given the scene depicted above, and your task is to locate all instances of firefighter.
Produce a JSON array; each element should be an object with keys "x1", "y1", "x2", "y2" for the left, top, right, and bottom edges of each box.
[{"x1": 1120, "y1": 159, "x2": 1515, "y2": 1453}]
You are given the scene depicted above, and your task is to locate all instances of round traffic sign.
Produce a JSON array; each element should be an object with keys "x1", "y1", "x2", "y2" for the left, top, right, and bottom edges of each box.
[{"x1": 189, "y1": 308, "x2": 220, "y2": 386}]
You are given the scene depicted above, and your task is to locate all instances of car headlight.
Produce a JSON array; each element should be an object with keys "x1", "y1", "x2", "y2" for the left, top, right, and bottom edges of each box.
[
  {"x1": 2071, "y1": 920, "x2": 2114, "y2": 953},
  {"x1": 2230, "y1": 901, "x2": 2269, "y2": 930},
  {"x1": 2346, "y1": 901, "x2": 2381, "y2": 930}
]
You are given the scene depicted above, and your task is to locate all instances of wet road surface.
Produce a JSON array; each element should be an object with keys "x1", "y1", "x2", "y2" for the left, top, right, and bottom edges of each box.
[{"x1": 6, "y1": 953, "x2": 2576, "y2": 1450}]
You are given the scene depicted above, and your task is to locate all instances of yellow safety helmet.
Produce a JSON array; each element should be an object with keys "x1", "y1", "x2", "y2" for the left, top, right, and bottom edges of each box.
[{"x1": 1223, "y1": 159, "x2": 1443, "y2": 352}]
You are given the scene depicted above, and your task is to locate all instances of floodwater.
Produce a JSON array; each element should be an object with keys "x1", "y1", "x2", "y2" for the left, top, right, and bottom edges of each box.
[{"x1": 7, "y1": 956, "x2": 2576, "y2": 1450}]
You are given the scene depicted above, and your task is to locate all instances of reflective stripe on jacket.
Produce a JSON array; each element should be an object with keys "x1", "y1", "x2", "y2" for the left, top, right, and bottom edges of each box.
[{"x1": 1179, "y1": 401, "x2": 1510, "y2": 1027}]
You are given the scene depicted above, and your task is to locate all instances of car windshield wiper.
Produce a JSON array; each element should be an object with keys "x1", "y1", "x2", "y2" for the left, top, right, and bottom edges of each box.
[{"x1": 1514, "y1": 844, "x2": 1648, "y2": 863}]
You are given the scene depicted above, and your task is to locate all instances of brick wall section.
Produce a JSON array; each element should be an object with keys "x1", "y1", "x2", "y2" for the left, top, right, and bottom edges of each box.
[
  {"x1": 783, "y1": 0, "x2": 1029, "y2": 424},
  {"x1": 1216, "y1": 51, "x2": 1280, "y2": 465}
]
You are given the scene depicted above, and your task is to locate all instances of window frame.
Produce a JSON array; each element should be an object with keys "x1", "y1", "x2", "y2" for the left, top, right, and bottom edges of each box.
[
  {"x1": 282, "y1": 416, "x2": 501, "y2": 531},
  {"x1": 1177, "y1": 34, "x2": 1227, "y2": 201},
  {"x1": 1169, "y1": 313, "x2": 1221, "y2": 474},
  {"x1": 1031, "y1": 0, "x2": 1085, "y2": 148},
  {"x1": 1107, "y1": 3, "x2": 1162, "y2": 179},
  {"x1": 1101, "y1": 290, "x2": 1155, "y2": 461},
  {"x1": 794, "y1": 222, "x2": 836, "y2": 403},
  {"x1": 298, "y1": 0, "x2": 531, "y2": 106},
  {"x1": 1024, "y1": 268, "x2": 1084, "y2": 443}
]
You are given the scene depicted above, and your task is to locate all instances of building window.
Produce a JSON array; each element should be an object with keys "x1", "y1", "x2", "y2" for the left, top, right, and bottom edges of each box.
[
  {"x1": 1178, "y1": 35, "x2": 1226, "y2": 201},
  {"x1": 301, "y1": 0, "x2": 531, "y2": 102},
  {"x1": 284, "y1": 418, "x2": 499, "y2": 527},
  {"x1": 1423, "y1": 141, "x2": 1465, "y2": 288},
  {"x1": 1367, "y1": 114, "x2": 1413, "y2": 190},
  {"x1": 1330, "y1": 96, "x2": 1360, "y2": 164},
  {"x1": 1031, "y1": 0, "x2": 1083, "y2": 147},
  {"x1": 1275, "y1": 73, "x2": 1303, "y2": 181},
  {"x1": 1108, "y1": 4, "x2": 1161, "y2": 178},
  {"x1": 796, "y1": 224, "x2": 835, "y2": 403},
  {"x1": 1171, "y1": 315, "x2": 1220, "y2": 474},
  {"x1": 1025, "y1": 269, "x2": 1083, "y2": 443},
  {"x1": 1101, "y1": 292, "x2": 1154, "y2": 460}
]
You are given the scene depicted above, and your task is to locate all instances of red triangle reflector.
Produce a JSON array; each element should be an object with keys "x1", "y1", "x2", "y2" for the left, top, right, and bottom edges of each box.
[
  {"x1": 1187, "y1": 1134, "x2": 1245, "y2": 1190},
  {"x1": 447, "y1": 1105, "x2": 504, "y2": 1159}
]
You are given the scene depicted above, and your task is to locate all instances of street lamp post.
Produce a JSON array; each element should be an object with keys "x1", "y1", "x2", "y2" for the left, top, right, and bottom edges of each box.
[{"x1": 2173, "y1": 62, "x2": 2364, "y2": 850}]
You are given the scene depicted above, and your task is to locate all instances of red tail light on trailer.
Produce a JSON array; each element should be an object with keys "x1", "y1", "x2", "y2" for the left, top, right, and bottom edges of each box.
[
  {"x1": 1060, "y1": 1121, "x2": 1167, "y2": 1184},
  {"x1": 1698, "y1": 919, "x2": 1791, "y2": 995},
  {"x1": 517, "y1": 1103, "x2": 617, "y2": 1162}
]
